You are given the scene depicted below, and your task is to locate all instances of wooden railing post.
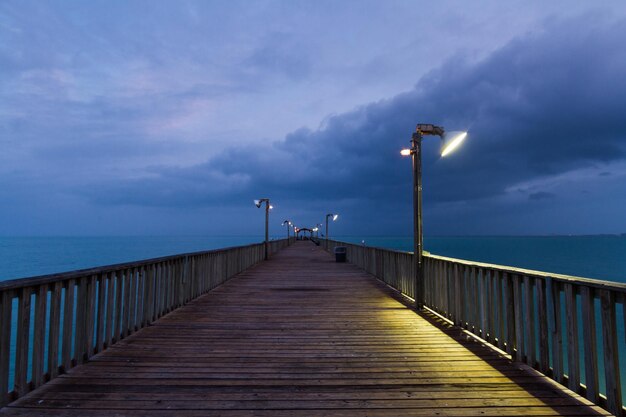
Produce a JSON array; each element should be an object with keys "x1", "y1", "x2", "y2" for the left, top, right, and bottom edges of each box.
[
  {"x1": 0, "y1": 291, "x2": 13, "y2": 406},
  {"x1": 600, "y1": 290, "x2": 622, "y2": 415}
]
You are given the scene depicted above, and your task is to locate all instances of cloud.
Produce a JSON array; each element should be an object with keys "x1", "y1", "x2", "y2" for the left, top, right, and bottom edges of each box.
[
  {"x1": 528, "y1": 192, "x2": 555, "y2": 201},
  {"x1": 79, "y1": 15, "x2": 626, "y2": 214},
  {"x1": 241, "y1": 31, "x2": 313, "y2": 81},
  {"x1": 3, "y1": 5, "x2": 626, "y2": 236}
]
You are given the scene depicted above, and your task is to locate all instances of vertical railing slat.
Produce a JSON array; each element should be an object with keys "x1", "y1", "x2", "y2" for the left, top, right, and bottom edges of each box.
[
  {"x1": 61, "y1": 279, "x2": 75, "y2": 372},
  {"x1": 504, "y1": 272, "x2": 516, "y2": 355},
  {"x1": 0, "y1": 290, "x2": 14, "y2": 406},
  {"x1": 105, "y1": 273, "x2": 115, "y2": 347},
  {"x1": 496, "y1": 271, "x2": 505, "y2": 350},
  {"x1": 128, "y1": 268, "x2": 138, "y2": 333},
  {"x1": 549, "y1": 279, "x2": 564, "y2": 384},
  {"x1": 536, "y1": 277, "x2": 549, "y2": 374},
  {"x1": 96, "y1": 274, "x2": 107, "y2": 353},
  {"x1": 480, "y1": 268, "x2": 488, "y2": 340},
  {"x1": 47, "y1": 282, "x2": 62, "y2": 380},
  {"x1": 122, "y1": 269, "x2": 132, "y2": 338},
  {"x1": 513, "y1": 275, "x2": 524, "y2": 362},
  {"x1": 600, "y1": 289, "x2": 622, "y2": 415},
  {"x1": 113, "y1": 270, "x2": 123, "y2": 343},
  {"x1": 565, "y1": 283, "x2": 580, "y2": 392},
  {"x1": 581, "y1": 286, "x2": 599, "y2": 403},
  {"x1": 74, "y1": 277, "x2": 88, "y2": 365},
  {"x1": 523, "y1": 275, "x2": 535, "y2": 367},
  {"x1": 85, "y1": 275, "x2": 97, "y2": 358},
  {"x1": 31, "y1": 285, "x2": 47, "y2": 388},
  {"x1": 14, "y1": 287, "x2": 31, "y2": 397}
]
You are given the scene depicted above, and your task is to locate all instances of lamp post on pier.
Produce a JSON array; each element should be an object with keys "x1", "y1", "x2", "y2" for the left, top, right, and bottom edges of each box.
[
  {"x1": 401, "y1": 124, "x2": 467, "y2": 309},
  {"x1": 254, "y1": 198, "x2": 272, "y2": 260},
  {"x1": 282, "y1": 220, "x2": 292, "y2": 241},
  {"x1": 325, "y1": 213, "x2": 339, "y2": 248}
]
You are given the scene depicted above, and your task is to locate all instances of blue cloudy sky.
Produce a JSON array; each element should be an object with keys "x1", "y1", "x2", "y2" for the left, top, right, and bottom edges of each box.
[{"x1": 2, "y1": 1, "x2": 626, "y2": 237}]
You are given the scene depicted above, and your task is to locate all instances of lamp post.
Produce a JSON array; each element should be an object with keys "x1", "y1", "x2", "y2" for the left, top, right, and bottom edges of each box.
[
  {"x1": 401, "y1": 125, "x2": 467, "y2": 309},
  {"x1": 254, "y1": 198, "x2": 272, "y2": 260},
  {"x1": 325, "y1": 213, "x2": 338, "y2": 248},
  {"x1": 282, "y1": 220, "x2": 292, "y2": 241}
]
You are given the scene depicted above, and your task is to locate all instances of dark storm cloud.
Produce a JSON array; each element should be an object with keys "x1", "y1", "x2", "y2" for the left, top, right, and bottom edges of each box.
[
  {"x1": 528, "y1": 192, "x2": 555, "y2": 201},
  {"x1": 81, "y1": 16, "x2": 626, "y2": 211}
]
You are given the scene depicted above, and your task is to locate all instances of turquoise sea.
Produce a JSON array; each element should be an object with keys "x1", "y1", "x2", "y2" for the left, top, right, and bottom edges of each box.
[
  {"x1": 2, "y1": 235, "x2": 626, "y2": 282},
  {"x1": 339, "y1": 235, "x2": 626, "y2": 283},
  {"x1": 0, "y1": 236, "x2": 262, "y2": 281}
]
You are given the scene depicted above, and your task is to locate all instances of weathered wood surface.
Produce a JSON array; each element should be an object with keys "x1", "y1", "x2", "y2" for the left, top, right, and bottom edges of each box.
[{"x1": 0, "y1": 242, "x2": 610, "y2": 416}]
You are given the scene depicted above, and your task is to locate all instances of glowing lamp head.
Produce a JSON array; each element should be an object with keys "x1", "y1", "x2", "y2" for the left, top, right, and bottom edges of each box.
[
  {"x1": 400, "y1": 149, "x2": 411, "y2": 156},
  {"x1": 254, "y1": 199, "x2": 261, "y2": 208},
  {"x1": 440, "y1": 131, "x2": 467, "y2": 157},
  {"x1": 269, "y1": 205, "x2": 274, "y2": 210},
  {"x1": 332, "y1": 214, "x2": 339, "y2": 221}
]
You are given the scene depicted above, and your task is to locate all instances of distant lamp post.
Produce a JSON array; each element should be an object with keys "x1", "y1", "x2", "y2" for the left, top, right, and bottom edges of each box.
[
  {"x1": 313, "y1": 227, "x2": 319, "y2": 237},
  {"x1": 401, "y1": 124, "x2": 467, "y2": 309},
  {"x1": 282, "y1": 220, "x2": 292, "y2": 240},
  {"x1": 254, "y1": 198, "x2": 272, "y2": 260}
]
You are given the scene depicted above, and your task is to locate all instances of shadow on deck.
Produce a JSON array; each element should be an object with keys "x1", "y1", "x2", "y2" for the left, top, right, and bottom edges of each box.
[{"x1": 0, "y1": 242, "x2": 611, "y2": 416}]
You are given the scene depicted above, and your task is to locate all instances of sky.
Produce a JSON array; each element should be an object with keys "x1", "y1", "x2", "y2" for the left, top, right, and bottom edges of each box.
[{"x1": 2, "y1": 0, "x2": 626, "y2": 237}]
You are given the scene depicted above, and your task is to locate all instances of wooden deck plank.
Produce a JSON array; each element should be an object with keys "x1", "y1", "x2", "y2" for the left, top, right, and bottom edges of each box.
[{"x1": 0, "y1": 242, "x2": 611, "y2": 416}]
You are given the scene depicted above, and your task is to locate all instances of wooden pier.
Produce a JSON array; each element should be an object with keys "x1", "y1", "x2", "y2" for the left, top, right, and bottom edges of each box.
[{"x1": 0, "y1": 241, "x2": 609, "y2": 416}]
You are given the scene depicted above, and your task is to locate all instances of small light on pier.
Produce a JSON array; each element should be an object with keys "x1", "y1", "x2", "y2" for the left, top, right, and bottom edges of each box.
[{"x1": 400, "y1": 149, "x2": 412, "y2": 156}]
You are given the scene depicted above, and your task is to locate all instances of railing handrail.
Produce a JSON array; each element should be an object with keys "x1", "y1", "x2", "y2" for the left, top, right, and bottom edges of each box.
[
  {"x1": 0, "y1": 241, "x2": 268, "y2": 291},
  {"x1": 326, "y1": 238, "x2": 626, "y2": 293},
  {"x1": 426, "y1": 253, "x2": 626, "y2": 292}
]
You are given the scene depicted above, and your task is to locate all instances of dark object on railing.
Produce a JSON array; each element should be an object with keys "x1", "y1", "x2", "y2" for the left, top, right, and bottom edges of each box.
[
  {"x1": 0, "y1": 238, "x2": 292, "y2": 407},
  {"x1": 334, "y1": 246, "x2": 347, "y2": 262}
]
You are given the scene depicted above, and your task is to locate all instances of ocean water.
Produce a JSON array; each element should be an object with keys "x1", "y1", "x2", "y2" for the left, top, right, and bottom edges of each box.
[
  {"x1": 337, "y1": 235, "x2": 626, "y2": 283},
  {"x1": 2, "y1": 235, "x2": 625, "y2": 283},
  {"x1": 0, "y1": 236, "x2": 264, "y2": 281}
]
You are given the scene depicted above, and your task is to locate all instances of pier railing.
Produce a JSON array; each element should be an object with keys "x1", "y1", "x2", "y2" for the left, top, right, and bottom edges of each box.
[
  {"x1": 325, "y1": 238, "x2": 626, "y2": 416},
  {"x1": 0, "y1": 238, "x2": 291, "y2": 406}
]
